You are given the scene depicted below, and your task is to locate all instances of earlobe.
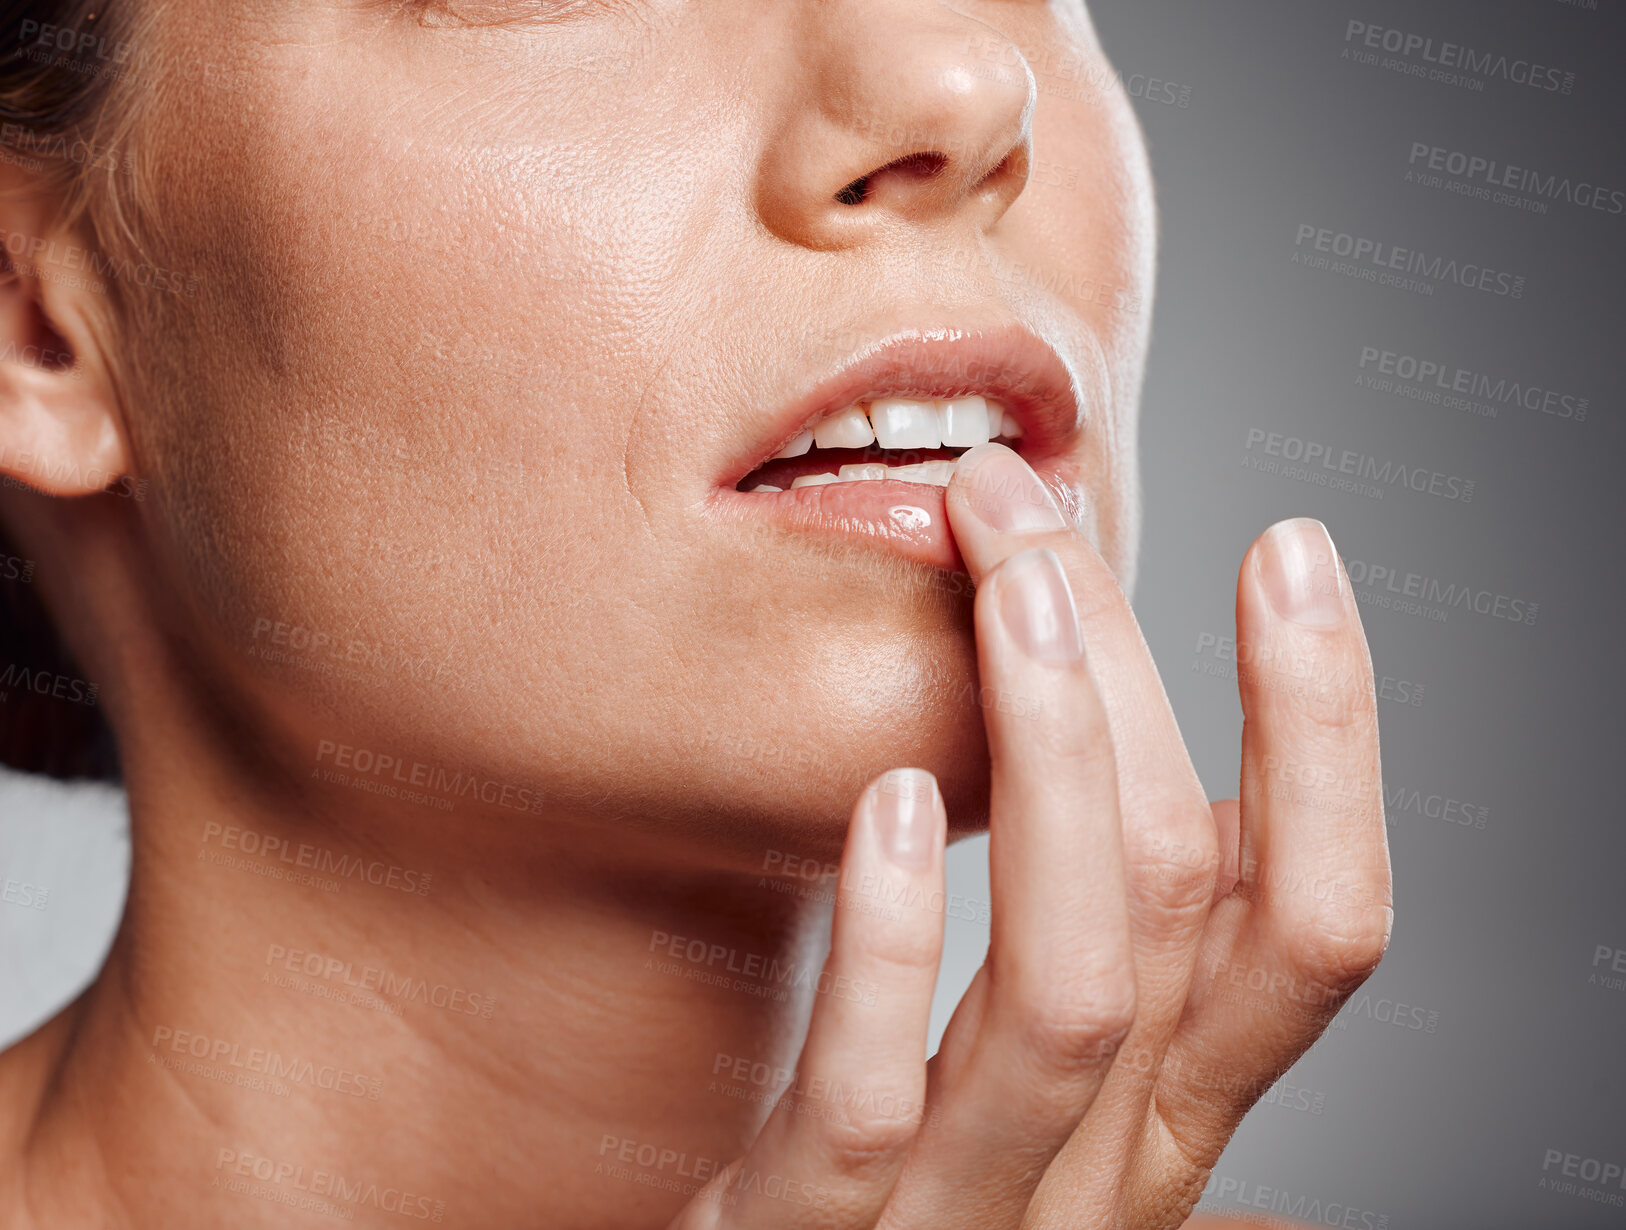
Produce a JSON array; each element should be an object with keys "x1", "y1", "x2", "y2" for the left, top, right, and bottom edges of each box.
[{"x1": 0, "y1": 205, "x2": 132, "y2": 498}]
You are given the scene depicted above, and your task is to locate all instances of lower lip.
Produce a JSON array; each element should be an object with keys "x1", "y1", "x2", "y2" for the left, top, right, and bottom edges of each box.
[{"x1": 712, "y1": 479, "x2": 965, "y2": 572}]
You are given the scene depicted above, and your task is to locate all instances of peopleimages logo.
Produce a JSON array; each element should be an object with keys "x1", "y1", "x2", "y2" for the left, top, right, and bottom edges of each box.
[
  {"x1": 264, "y1": 945, "x2": 498, "y2": 1018},
  {"x1": 1357, "y1": 346, "x2": 1589, "y2": 422},
  {"x1": 1384, "y1": 784, "x2": 1489, "y2": 831},
  {"x1": 1343, "y1": 20, "x2": 1576, "y2": 94},
  {"x1": 1539, "y1": 1148, "x2": 1626, "y2": 1209},
  {"x1": 1201, "y1": 1174, "x2": 1390, "y2": 1229},
  {"x1": 1243, "y1": 428, "x2": 1476, "y2": 503},
  {"x1": 213, "y1": 1148, "x2": 446, "y2": 1222},
  {"x1": 1407, "y1": 143, "x2": 1624, "y2": 217},
  {"x1": 1342, "y1": 558, "x2": 1540, "y2": 627},
  {"x1": 1294, "y1": 224, "x2": 1526, "y2": 298},
  {"x1": 150, "y1": 1026, "x2": 384, "y2": 1099}
]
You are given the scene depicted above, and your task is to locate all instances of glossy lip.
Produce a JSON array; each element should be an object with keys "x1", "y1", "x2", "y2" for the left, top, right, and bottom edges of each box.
[
  {"x1": 721, "y1": 324, "x2": 1083, "y2": 485},
  {"x1": 706, "y1": 325, "x2": 1087, "y2": 574}
]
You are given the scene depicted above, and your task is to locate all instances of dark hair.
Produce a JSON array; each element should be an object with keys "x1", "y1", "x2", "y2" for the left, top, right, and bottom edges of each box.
[{"x1": 1, "y1": 0, "x2": 129, "y2": 780}]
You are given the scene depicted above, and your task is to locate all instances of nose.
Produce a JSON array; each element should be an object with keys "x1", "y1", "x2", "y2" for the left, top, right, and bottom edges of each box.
[{"x1": 754, "y1": 1, "x2": 1035, "y2": 250}]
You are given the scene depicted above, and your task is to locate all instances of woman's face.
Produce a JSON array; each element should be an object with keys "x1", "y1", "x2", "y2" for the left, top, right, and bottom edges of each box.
[{"x1": 113, "y1": 0, "x2": 1153, "y2": 859}]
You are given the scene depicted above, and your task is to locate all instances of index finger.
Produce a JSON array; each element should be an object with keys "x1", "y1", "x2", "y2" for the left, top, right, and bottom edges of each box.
[
  {"x1": 945, "y1": 442, "x2": 1217, "y2": 942},
  {"x1": 944, "y1": 443, "x2": 1223, "y2": 1228},
  {"x1": 946, "y1": 443, "x2": 1207, "y2": 824}
]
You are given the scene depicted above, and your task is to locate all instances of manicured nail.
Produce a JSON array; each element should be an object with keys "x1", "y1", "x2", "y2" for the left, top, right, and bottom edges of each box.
[
  {"x1": 999, "y1": 548, "x2": 1084, "y2": 664},
  {"x1": 957, "y1": 443, "x2": 1068, "y2": 533},
  {"x1": 870, "y1": 769, "x2": 940, "y2": 870},
  {"x1": 1257, "y1": 518, "x2": 1346, "y2": 627}
]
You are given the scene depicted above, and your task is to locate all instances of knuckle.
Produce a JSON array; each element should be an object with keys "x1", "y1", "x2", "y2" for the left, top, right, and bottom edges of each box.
[
  {"x1": 1281, "y1": 904, "x2": 1394, "y2": 998},
  {"x1": 1296, "y1": 678, "x2": 1379, "y2": 738},
  {"x1": 1016, "y1": 971, "x2": 1139, "y2": 1077},
  {"x1": 856, "y1": 933, "x2": 944, "y2": 985},
  {"x1": 1293, "y1": 654, "x2": 1379, "y2": 733},
  {"x1": 1242, "y1": 628, "x2": 1378, "y2": 734},
  {"x1": 1135, "y1": 862, "x2": 1219, "y2": 938},
  {"x1": 1130, "y1": 800, "x2": 1221, "y2": 920},
  {"x1": 1144, "y1": 1115, "x2": 1221, "y2": 1222},
  {"x1": 812, "y1": 1104, "x2": 920, "y2": 1180}
]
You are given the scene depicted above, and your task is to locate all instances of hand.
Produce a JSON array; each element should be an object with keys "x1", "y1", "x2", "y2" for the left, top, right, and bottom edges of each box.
[{"x1": 668, "y1": 443, "x2": 1393, "y2": 1230}]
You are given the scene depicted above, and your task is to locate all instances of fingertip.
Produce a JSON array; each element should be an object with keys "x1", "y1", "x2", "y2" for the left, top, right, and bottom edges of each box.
[
  {"x1": 1247, "y1": 518, "x2": 1347, "y2": 629},
  {"x1": 861, "y1": 768, "x2": 944, "y2": 872},
  {"x1": 988, "y1": 547, "x2": 1086, "y2": 666},
  {"x1": 949, "y1": 442, "x2": 1073, "y2": 543}
]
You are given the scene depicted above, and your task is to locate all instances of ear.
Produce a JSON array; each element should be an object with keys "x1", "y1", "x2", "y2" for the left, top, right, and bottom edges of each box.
[{"x1": 0, "y1": 186, "x2": 131, "y2": 497}]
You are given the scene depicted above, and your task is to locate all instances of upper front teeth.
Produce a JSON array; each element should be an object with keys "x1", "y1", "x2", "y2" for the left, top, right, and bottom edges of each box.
[
  {"x1": 775, "y1": 395, "x2": 1012, "y2": 460},
  {"x1": 869, "y1": 398, "x2": 941, "y2": 449},
  {"x1": 774, "y1": 429, "x2": 814, "y2": 458},
  {"x1": 812, "y1": 405, "x2": 875, "y2": 450},
  {"x1": 938, "y1": 396, "x2": 992, "y2": 447}
]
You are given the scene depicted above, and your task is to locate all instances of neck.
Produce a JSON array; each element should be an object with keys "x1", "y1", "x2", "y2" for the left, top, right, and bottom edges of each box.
[{"x1": 6, "y1": 734, "x2": 834, "y2": 1229}]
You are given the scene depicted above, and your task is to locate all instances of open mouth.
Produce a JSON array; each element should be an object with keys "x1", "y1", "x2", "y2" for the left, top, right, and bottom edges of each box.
[
  {"x1": 735, "y1": 395, "x2": 1024, "y2": 492},
  {"x1": 708, "y1": 326, "x2": 1082, "y2": 574}
]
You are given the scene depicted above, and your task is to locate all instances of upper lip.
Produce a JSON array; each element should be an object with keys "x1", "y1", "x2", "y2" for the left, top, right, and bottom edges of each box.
[{"x1": 722, "y1": 324, "x2": 1085, "y2": 486}]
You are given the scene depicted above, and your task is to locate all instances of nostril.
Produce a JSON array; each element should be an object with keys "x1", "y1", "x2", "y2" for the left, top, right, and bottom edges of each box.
[
  {"x1": 975, "y1": 145, "x2": 1028, "y2": 195},
  {"x1": 833, "y1": 151, "x2": 949, "y2": 207},
  {"x1": 884, "y1": 151, "x2": 948, "y2": 180},
  {"x1": 835, "y1": 176, "x2": 869, "y2": 206}
]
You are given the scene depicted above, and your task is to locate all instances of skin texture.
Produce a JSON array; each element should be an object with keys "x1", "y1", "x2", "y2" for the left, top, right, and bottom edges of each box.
[{"x1": 0, "y1": 2, "x2": 1392, "y2": 1227}]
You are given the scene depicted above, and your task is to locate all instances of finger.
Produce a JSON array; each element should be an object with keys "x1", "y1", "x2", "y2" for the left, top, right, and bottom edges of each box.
[
  {"x1": 675, "y1": 769, "x2": 947, "y2": 1230},
  {"x1": 942, "y1": 445, "x2": 1219, "y2": 1226},
  {"x1": 1150, "y1": 519, "x2": 1393, "y2": 1177},
  {"x1": 947, "y1": 444, "x2": 1210, "y2": 830},
  {"x1": 947, "y1": 444, "x2": 1218, "y2": 971},
  {"x1": 878, "y1": 548, "x2": 1135, "y2": 1230},
  {"x1": 1209, "y1": 799, "x2": 1241, "y2": 902}
]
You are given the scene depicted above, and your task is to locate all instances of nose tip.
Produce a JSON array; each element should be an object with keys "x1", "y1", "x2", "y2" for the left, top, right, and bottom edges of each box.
[{"x1": 755, "y1": 11, "x2": 1035, "y2": 249}]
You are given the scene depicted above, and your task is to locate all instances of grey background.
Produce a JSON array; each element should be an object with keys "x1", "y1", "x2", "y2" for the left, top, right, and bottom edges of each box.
[
  {"x1": 3, "y1": 1, "x2": 1623, "y2": 1227},
  {"x1": 1081, "y1": 0, "x2": 1622, "y2": 1225}
]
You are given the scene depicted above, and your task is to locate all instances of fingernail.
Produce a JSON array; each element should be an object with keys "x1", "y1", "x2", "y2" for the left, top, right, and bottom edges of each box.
[
  {"x1": 1257, "y1": 518, "x2": 1346, "y2": 627},
  {"x1": 870, "y1": 769, "x2": 940, "y2": 870},
  {"x1": 957, "y1": 443, "x2": 1068, "y2": 533},
  {"x1": 999, "y1": 548, "x2": 1084, "y2": 664}
]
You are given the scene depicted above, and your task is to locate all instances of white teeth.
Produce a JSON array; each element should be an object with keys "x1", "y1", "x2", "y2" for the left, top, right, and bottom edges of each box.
[
  {"x1": 838, "y1": 463, "x2": 888, "y2": 481},
  {"x1": 812, "y1": 405, "x2": 874, "y2": 450},
  {"x1": 773, "y1": 430, "x2": 813, "y2": 459},
  {"x1": 869, "y1": 398, "x2": 941, "y2": 450},
  {"x1": 773, "y1": 458, "x2": 962, "y2": 491},
  {"x1": 937, "y1": 396, "x2": 992, "y2": 448},
  {"x1": 886, "y1": 464, "x2": 931, "y2": 484},
  {"x1": 751, "y1": 395, "x2": 1023, "y2": 492},
  {"x1": 887, "y1": 460, "x2": 957, "y2": 487}
]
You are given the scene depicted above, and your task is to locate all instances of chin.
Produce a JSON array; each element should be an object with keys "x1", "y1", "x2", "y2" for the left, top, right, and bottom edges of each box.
[{"x1": 690, "y1": 644, "x2": 995, "y2": 868}]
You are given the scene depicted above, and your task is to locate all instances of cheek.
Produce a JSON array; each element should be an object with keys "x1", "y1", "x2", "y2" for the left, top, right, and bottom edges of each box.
[
  {"x1": 1018, "y1": 55, "x2": 1155, "y2": 333},
  {"x1": 141, "y1": 56, "x2": 687, "y2": 569},
  {"x1": 125, "y1": 67, "x2": 879, "y2": 820},
  {"x1": 124, "y1": 115, "x2": 697, "y2": 756},
  {"x1": 1008, "y1": 68, "x2": 1154, "y2": 578}
]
